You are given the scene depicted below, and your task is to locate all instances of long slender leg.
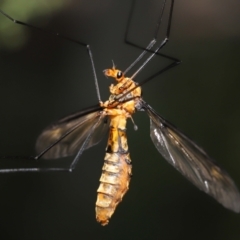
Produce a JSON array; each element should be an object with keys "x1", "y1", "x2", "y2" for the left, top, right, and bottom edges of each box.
[
  {"x1": 68, "y1": 115, "x2": 105, "y2": 171},
  {"x1": 0, "y1": 9, "x2": 101, "y2": 102},
  {"x1": 124, "y1": 0, "x2": 179, "y2": 76},
  {"x1": 114, "y1": 0, "x2": 180, "y2": 102}
]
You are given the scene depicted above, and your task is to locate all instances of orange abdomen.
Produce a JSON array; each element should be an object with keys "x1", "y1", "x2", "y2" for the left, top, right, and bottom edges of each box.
[{"x1": 96, "y1": 118, "x2": 132, "y2": 226}]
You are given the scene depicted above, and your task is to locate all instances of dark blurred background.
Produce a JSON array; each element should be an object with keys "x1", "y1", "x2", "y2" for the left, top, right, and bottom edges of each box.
[{"x1": 0, "y1": 0, "x2": 240, "y2": 239}]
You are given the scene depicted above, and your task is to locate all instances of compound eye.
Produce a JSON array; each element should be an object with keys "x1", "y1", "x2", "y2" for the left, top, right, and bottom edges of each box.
[{"x1": 117, "y1": 71, "x2": 123, "y2": 79}]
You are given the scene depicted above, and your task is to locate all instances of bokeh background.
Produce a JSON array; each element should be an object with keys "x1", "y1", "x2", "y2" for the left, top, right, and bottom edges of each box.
[{"x1": 0, "y1": 0, "x2": 240, "y2": 239}]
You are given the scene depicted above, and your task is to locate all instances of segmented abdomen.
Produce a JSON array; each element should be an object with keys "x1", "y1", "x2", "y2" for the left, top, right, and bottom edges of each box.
[{"x1": 96, "y1": 122, "x2": 132, "y2": 226}]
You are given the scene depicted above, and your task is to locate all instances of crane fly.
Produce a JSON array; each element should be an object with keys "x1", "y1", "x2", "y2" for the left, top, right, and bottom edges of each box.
[{"x1": 0, "y1": 0, "x2": 240, "y2": 226}]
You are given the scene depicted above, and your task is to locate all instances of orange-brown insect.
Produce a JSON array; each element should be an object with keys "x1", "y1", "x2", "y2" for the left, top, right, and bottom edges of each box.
[
  {"x1": 95, "y1": 67, "x2": 141, "y2": 225},
  {"x1": 0, "y1": 0, "x2": 240, "y2": 226}
]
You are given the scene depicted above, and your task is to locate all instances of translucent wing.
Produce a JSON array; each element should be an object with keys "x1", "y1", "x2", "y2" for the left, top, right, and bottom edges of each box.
[
  {"x1": 142, "y1": 101, "x2": 240, "y2": 212},
  {"x1": 36, "y1": 104, "x2": 109, "y2": 159}
]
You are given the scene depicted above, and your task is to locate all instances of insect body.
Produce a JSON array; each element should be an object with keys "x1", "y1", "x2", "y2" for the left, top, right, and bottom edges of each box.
[{"x1": 95, "y1": 67, "x2": 141, "y2": 225}]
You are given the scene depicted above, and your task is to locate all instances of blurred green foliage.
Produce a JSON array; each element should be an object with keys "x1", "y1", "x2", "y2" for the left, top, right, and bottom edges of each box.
[{"x1": 0, "y1": 0, "x2": 68, "y2": 49}]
